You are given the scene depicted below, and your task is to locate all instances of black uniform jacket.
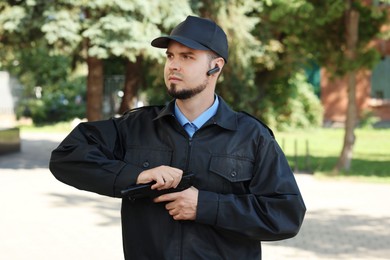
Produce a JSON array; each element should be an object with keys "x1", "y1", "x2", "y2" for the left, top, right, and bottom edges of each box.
[{"x1": 50, "y1": 97, "x2": 306, "y2": 260}]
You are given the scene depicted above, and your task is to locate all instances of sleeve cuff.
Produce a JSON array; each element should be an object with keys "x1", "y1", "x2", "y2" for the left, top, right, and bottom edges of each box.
[
  {"x1": 196, "y1": 190, "x2": 219, "y2": 225},
  {"x1": 113, "y1": 163, "x2": 143, "y2": 197}
]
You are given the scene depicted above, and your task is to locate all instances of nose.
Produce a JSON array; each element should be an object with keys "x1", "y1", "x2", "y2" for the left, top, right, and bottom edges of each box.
[{"x1": 167, "y1": 58, "x2": 180, "y2": 72}]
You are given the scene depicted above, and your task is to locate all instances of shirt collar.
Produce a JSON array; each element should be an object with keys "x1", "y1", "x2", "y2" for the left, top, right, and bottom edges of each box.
[
  {"x1": 154, "y1": 95, "x2": 237, "y2": 131},
  {"x1": 174, "y1": 95, "x2": 219, "y2": 129}
]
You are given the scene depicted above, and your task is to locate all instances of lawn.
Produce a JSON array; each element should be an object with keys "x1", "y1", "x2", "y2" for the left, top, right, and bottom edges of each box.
[
  {"x1": 20, "y1": 121, "x2": 75, "y2": 133},
  {"x1": 275, "y1": 128, "x2": 390, "y2": 182}
]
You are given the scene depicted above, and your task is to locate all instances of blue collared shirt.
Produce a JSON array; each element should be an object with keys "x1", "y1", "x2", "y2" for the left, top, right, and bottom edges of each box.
[{"x1": 174, "y1": 96, "x2": 219, "y2": 137}]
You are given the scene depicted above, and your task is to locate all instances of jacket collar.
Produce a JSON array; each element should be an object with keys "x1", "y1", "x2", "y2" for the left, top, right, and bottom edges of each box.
[{"x1": 154, "y1": 95, "x2": 238, "y2": 131}]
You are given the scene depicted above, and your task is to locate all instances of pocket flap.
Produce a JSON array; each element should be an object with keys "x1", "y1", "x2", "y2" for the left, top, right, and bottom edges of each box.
[{"x1": 209, "y1": 155, "x2": 253, "y2": 182}]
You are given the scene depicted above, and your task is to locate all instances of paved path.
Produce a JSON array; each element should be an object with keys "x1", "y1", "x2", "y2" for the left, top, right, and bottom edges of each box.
[{"x1": 1, "y1": 132, "x2": 389, "y2": 260}]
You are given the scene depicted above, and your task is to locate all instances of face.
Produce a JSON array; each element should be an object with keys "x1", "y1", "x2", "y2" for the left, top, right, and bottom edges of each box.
[{"x1": 164, "y1": 41, "x2": 213, "y2": 100}]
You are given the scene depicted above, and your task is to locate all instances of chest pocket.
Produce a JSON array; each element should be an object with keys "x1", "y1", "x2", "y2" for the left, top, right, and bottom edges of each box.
[
  {"x1": 208, "y1": 155, "x2": 254, "y2": 194},
  {"x1": 124, "y1": 146, "x2": 173, "y2": 170}
]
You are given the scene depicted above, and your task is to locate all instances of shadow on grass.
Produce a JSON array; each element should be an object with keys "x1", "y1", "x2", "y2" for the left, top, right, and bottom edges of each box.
[{"x1": 287, "y1": 155, "x2": 390, "y2": 177}]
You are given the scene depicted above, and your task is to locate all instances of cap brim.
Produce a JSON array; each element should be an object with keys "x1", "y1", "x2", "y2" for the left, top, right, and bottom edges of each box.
[{"x1": 151, "y1": 35, "x2": 210, "y2": 51}]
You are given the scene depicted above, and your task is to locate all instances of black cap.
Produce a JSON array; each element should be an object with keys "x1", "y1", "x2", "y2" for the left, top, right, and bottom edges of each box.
[{"x1": 151, "y1": 16, "x2": 228, "y2": 63}]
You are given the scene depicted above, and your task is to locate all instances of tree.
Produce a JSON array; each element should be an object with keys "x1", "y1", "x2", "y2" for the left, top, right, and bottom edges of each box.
[
  {"x1": 259, "y1": 0, "x2": 388, "y2": 172},
  {"x1": 1, "y1": 0, "x2": 339, "y2": 132},
  {"x1": 335, "y1": 0, "x2": 360, "y2": 172},
  {"x1": 41, "y1": 0, "x2": 193, "y2": 120},
  {"x1": 1, "y1": 0, "x2": 194, "y2": 121},
  {"x1": 0, "y1": 1, "x2": 86, "y2": 123},
  {"x1": 191, "y1": 0, "x2": 323, "y2": 130},
  {"x1": 196, "y1": 0, "x2": 267, "y2": 111},
  {"x1": 41, "y1": 2, "x2": 114, "y2": 121}
]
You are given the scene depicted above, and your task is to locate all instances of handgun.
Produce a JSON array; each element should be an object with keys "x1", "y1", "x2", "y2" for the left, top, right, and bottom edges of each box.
[{"x1": 121, "y1": 172, "x2": 195, "y2": 201}]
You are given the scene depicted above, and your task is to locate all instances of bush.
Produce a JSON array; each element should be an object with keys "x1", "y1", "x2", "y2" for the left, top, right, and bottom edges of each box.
[
  {"x1": 359, "y1": 110, "x2": 380, "y2": 129},
  {"x1": 260, "y1": 72, "x2": 323, "y2": 130},
  {"x1": 16, "y1": 76, "x2": 86, "y2": 125}
]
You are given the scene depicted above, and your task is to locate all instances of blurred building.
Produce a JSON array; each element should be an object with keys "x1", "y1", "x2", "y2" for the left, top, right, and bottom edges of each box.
[
  {"x1": 0, "y1": 71, "x2": 21, "y2": 154},
  {"x1": 0, "y1": 71, "x2": 17, "y2": 128}
]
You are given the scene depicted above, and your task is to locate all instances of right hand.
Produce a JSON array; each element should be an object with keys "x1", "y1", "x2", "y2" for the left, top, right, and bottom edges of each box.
[{"x1": 136, "y1": 166, "x2": 183, "y2": 190}]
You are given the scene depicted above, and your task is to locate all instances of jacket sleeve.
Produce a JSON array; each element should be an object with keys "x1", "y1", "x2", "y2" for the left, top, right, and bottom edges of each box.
[
  {"x1": 49, "y1": 120, "x2": 139, "y2": 198},
  {"x1": 196, "y1": 137, "x2": 306, "y2": 241}
]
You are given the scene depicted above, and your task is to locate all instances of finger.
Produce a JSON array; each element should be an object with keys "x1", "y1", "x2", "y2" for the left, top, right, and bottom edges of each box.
[
  {"x1": 169, "y1": 174, "x2": 182, "y2": 188},
  {"x1": 165, "y1": 202, "x2": 180, "y2": 216},
  {"x1": 169, "y1": 208, "x2": 179, "y2": 217},
  {"x1": 161, "y1": 174, "x2": 179, "y2": 189},
  {"x1": 153, "y1": 192, "x2": 177, "y2": 203},
  {"x1": 169, "y1": 170, "x2": 184, "y2": 188},
  {"x1": 153, "y1": 177, "x2": 169, "y2": 190},
  {"x1": 163, "y1": 176, "x2": 175, "y2": 185},
  {"x1": 165, "y1": 201, "x2": 174, "y2": 211},
  {"x1": 151, "y1": 175, "x2": 166, "y2": 189}
]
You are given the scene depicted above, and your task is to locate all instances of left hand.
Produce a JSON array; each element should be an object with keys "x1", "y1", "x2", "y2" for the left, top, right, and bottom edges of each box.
[{"x1": 153, "y1": 187, "x2": 198, "y2": 221}]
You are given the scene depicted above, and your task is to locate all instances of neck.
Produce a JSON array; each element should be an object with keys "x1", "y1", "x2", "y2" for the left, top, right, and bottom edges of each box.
[{"x1": 176, "y1": 93, "x2": 215, "y2": 122}]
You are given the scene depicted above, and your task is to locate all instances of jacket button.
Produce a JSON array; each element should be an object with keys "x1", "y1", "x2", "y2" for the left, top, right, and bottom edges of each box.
[
  {"x1": 230, "y1": 171, "x2": 237, "y2": 177},
  {"x1": 142, "y1": 161, "x2": 150, "y2": 168}
]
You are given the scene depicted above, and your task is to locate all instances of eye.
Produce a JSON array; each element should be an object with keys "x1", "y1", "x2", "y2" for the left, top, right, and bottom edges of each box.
[
  {"x1": 166, "y1": 53, "x2": 173, "y2": 59},
  {"x1": 181, "y1": 53, "x2": 195, "y2": 60}
]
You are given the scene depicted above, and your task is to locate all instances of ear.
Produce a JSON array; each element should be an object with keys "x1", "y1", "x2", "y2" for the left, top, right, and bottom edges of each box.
[{"x1": 214, "y1": 57, "x2": 225, "y2": 71}]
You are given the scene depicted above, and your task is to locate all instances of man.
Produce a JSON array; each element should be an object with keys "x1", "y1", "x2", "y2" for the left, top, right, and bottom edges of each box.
[{"x1": 50, "y1": 15, "x2": 305, "y2": 259}]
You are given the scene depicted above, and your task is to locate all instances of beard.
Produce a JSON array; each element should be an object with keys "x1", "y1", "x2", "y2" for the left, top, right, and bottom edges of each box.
[{"x1": 167, "y1": 78, "x2": 208, "y2": 100}]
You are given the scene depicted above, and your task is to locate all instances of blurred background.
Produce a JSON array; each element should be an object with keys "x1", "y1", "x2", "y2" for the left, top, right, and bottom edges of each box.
[{"x1": 0, "y1": 0, "x2": 389, "y2": 259}]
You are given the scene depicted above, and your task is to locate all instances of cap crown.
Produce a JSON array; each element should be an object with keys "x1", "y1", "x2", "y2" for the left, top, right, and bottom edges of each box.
[{"x1": 151, "y1": 16, "x2": 228, "y2": 63}]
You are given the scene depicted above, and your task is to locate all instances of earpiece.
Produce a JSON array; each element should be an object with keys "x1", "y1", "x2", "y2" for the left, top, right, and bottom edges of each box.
[{"x1": 207, "y1": 66, "x2": 220, "y2": 76}]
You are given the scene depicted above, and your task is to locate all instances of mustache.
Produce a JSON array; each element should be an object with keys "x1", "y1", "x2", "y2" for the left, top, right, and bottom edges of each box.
[{"x1": 168, "y1": 72, "x2": 183, "y2": 78}]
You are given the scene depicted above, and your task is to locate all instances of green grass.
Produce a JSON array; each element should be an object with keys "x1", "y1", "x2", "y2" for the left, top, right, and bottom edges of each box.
[
  {"x1": 19, "y1": 121, "x2": 74, "y2": 133},
  {"x1": 275, "y1": 128, "x2": 390, "y2": 183}
]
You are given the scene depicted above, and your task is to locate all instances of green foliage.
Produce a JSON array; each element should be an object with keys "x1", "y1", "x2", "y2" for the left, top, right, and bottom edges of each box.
[
  {"x1": 0, "y1": 42, "x2": 86, "y2": 124},
  {"x1": 40, "y1": 0, "x2": 192, "y2": 60},
  {"x1": 195, "y1": 0, "x2": 274, "y2": 124},
  {"x1": 258, "y1": 71, "x2": 323, "y2": 130},
  {"x1": 4, "y1": 46, "x2": 69, "y2": 92},
  {"x1": 359, "y1": 110, "x2": 381, "y2": 129},
  {"x1": 263, "y1": 0, "x2": 388, "y2": 77},
  {"x1": 41, "y1": 9, "x2": 83, "y2": 54},
  {"x1": 1, "y1": 0, "x2": 388, "y2": 130},
  {"x1": 16, "y1": 76, "x2": 86, "y2": 124}
]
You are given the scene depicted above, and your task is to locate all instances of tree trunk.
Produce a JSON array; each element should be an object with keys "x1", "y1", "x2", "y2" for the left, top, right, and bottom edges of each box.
[
  {"x1": 118, "y1": 56, "x2": 143, "y2": 114},
  {"x1": 334, "y1": 71, "x2": 358, "y2": 172},
  {"x1": 333, "y1": 2, "x2": 359, "y2": 173},
  {"x1": 86, "y1": 56, "x2": 104, "y2": 121}
]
